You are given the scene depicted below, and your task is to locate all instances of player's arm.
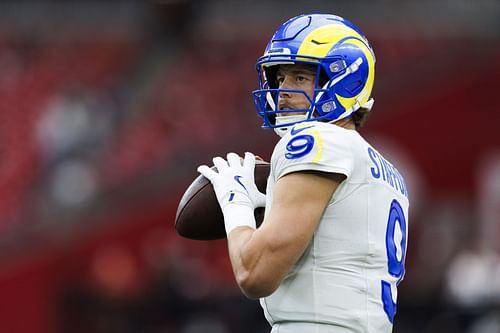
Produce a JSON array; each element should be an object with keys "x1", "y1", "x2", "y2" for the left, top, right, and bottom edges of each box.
[{"x1": 227, "y1": 170, "x2": 344, "y2": 299}]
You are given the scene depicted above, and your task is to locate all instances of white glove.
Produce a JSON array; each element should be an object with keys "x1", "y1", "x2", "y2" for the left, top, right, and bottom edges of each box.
[{"x1": 197, "y1": 152, "x2": 266, "y2": 235}]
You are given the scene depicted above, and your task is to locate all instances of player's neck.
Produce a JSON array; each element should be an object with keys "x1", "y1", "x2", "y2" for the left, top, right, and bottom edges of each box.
[{"x1": 334, "y1": 118, "x2": 356, "y2": 130}]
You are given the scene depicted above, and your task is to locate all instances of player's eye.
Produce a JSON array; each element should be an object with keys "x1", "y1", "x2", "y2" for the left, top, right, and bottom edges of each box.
[{"x1": 296, "y1": 75, "x2": 307, "y2": 82}]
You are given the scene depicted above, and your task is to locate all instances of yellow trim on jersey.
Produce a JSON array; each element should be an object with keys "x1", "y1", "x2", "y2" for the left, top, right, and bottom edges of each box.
[
  {"x1": 291, "y1": 122, "x2": 324, "y2": 163},
  {"x1": 310, "y1": 128, "x2": 324, "y2": 163}
]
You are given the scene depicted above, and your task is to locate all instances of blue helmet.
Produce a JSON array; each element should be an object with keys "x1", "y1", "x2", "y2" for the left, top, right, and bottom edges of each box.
[{"x1": 252, "y1": 13, "x2": 376, "y2": 136}]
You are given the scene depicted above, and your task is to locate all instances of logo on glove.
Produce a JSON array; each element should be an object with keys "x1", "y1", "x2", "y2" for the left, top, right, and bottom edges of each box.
[{"x1": 233, "y1": 175, "x2": 247, "y2": 192}]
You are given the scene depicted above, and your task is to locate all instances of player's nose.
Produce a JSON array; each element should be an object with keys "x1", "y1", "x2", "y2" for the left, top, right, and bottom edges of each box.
[
  {"x1": 279, "y1": 75, "x2": 294, "y2": 90},
  {"x1": 278, "y1": 78, "x2": 293, "y2": 103}
]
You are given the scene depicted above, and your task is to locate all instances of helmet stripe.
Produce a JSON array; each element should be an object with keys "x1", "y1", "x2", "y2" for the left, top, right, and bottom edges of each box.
[{"x1": 297, "y1": 24, "x2": 365, "y2": 58}]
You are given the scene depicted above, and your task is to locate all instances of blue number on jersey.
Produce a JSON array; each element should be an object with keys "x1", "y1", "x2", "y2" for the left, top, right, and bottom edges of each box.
[
  {"x1": 381, "y1": 199, "x2": 407, "y2": 323},
  {"x1": 285, "y1": 134, "x2": 314, "y2": 159}
]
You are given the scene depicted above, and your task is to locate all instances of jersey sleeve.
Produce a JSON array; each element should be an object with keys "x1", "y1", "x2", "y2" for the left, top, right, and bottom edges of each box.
[{"x1": 272, "y1": 123, "x2": 354, "y2": 180}]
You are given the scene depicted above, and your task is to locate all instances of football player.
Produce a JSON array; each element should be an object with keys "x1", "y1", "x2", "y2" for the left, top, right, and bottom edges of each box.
[{"x1": 198, "y1": 13, "x2": 409, "y2": 332}]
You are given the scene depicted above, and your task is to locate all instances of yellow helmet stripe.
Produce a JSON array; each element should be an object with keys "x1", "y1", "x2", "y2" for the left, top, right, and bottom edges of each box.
[{"x1": 297, "y1": 23, "x2": 366, "y2": 58}]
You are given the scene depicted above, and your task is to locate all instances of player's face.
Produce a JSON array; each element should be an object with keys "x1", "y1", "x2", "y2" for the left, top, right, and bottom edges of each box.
[{"x1": 276, "y1": 63, "x2": 316, "y2": 115}]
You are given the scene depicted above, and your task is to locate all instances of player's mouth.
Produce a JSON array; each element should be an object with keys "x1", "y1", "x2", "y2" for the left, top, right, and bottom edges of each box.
[{"x1": 278, "y1": 102, "x2": 294, "y2": 111}]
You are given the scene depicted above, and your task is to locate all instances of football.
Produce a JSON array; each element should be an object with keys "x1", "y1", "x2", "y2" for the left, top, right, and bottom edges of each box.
[{"x1": 175, "y1": 160, "x2": 270, "y2": 240}]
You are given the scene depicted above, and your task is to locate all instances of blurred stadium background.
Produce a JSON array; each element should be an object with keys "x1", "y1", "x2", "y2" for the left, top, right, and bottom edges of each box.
[{"x1": 0, "y1": 0, "x2": 499, "y2": 332}]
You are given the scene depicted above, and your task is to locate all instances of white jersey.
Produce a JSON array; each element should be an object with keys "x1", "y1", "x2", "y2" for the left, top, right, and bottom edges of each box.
[{"x1": 260, "y1": 121, "x2": 409, "y2": 333}]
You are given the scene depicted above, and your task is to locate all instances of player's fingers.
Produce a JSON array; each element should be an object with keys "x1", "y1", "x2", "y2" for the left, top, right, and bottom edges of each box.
[
  {"x1": 227, "y1": 152, "x2": 242, "y2": 167},
  {"x1": 243, "y1": 152, "x2": 256, "y2": 171},
  {"x1": 212, "y1": 156, "x2": 228, "y2": 171},
  {"x1": 197, "y1": 165, "x2": 218, "y2": 181}
]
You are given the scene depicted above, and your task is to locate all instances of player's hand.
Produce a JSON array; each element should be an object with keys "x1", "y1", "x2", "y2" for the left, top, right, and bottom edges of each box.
[{"x1": 197, "y1": 152, "x2": 266, "y2": 210}]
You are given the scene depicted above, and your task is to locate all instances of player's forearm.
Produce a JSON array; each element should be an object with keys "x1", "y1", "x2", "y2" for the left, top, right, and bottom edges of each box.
[{"x1": 227, "y1": 227, "x2": 282, "y2": 299}]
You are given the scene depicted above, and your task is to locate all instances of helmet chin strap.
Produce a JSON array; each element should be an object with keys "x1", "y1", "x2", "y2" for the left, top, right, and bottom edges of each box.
[{"x1": 273, "y1": 114, "x2": 308, "y2": 137}]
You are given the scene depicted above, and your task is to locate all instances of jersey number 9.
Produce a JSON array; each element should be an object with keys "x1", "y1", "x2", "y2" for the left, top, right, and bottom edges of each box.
[{"x1": 381, "y1": 199, "x2": 407, "y2": 323}]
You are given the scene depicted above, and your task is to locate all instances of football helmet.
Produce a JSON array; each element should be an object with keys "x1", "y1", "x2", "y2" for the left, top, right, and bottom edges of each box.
[{"x1": 252, "y1": 13, "x2": 376, "y2": 136}]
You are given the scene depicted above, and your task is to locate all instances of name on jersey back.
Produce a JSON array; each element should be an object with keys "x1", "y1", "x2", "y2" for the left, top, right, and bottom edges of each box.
[{"x1": 368, "y1": 147, "x2": 409, "y2": 198}]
